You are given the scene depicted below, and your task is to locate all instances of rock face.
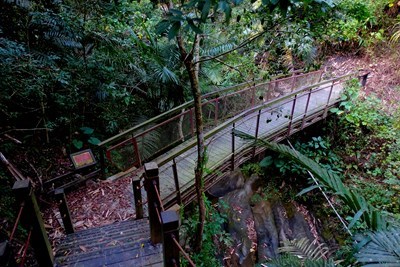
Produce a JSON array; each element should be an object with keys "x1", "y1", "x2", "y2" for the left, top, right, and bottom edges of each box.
[
  {"x1": 221, "y1": 173, "x2": 259, "y2": 267},
  {"x1": 217, "y1": 170, "x2": 320, "y2": 266},
  {"x1": 207, "y1": 169, "x2": 245, "y2": 197}
]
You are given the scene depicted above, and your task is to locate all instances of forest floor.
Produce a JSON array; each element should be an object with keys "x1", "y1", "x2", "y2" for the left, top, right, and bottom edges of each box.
[{"x1": 38, "y1": 45, "x2": 400, "y2": 251}]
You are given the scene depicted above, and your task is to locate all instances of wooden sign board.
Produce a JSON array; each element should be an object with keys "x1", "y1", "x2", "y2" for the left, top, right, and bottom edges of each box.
[{"x1": 70, "y1": 149, "x2": 96, "y2": 170}]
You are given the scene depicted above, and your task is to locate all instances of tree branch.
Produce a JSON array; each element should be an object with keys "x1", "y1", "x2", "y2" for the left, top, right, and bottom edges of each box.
[
  {"x1": 0, "y1": 128, "x2": 53, "y2": 135},
  {"x1": 194, "y1": 30, "x2": 266, "y2": 64}
]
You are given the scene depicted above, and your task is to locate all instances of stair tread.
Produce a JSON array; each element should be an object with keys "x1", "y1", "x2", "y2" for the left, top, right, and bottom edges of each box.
[{"x1": 55, "y1": 218, "x2": 162, "y2": 267}]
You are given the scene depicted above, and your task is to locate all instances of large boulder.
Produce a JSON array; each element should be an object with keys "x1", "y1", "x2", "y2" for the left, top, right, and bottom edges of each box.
[
  {"x1": 208, "y1": 169, "x2": 245, "y2": 197},
  {"x1": 252, "y1": 200, "x2": 279, "y2": 261}
]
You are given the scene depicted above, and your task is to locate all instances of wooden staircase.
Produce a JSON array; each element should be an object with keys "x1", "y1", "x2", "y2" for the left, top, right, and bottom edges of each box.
[{"x1": 54, "y1": 218, "x2": 163, "y2": 267}]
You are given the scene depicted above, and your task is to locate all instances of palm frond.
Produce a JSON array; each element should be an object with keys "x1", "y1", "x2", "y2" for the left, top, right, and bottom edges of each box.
[
  {"x1": 150, "y1": 64, "x2": 179, "y2": 85},
  {"x1": 355, "y1": 227, "x2": 400, "y2": 266}
]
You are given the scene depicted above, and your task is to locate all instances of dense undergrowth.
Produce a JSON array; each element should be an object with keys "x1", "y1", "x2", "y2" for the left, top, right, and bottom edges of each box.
[{"x1": 1, "y1": 0, "x2": 400, "y2": 265}]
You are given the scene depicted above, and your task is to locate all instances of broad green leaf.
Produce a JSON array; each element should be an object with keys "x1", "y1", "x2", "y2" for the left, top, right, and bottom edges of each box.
[
  {"x1": 168, "y1": 22, "x2": 181, "y2": 40},
  {"x1": 348, "y1": 207, "x2": 366, "y2": 230},
  {"x1": 187, "y1": 19, "x2": 203, "y2": 34},
  {"x1": 296, "y1": 184, "x2": 323, "y2": 196},
  {"x1": 259, "y1": 156, "x2": 273, "y2": 168},
  {"x1": 156, "y1": 20, "x2": 171, "y2": 35},
  {"x1": 80, "y1": 127, "x2": 94, "y2": 135},
  {"x1": 201, "y1": 0, "x2": 211, "y2": 22},
  {"x1": 72, "y1": 139, "x2": 83, "y2": 149},
  {"x1": 88, "y1": 137, "x2": 101, "y2": 145}
]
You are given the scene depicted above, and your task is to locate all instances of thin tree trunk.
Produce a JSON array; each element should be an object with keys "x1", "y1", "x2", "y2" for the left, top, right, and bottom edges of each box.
[{"x1": 177, "y1": 35, "x2": 206, "y2": 252}]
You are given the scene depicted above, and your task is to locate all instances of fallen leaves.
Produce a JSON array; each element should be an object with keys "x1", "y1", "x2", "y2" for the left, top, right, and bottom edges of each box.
[{"x1": 43, "y1": 175, "x2": 139, "y2": 245}]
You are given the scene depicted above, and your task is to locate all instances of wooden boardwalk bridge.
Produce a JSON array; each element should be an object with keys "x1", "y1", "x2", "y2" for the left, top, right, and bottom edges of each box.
[
  {"x1": 54, "y1": 70, "x2": 361, "y2": 266},
  {"x1": 98, "y1": 70, "x2": 356, "y2": 209},
  {"x1": 2, "y1": 70, "x2": 363, "y2": 267}
]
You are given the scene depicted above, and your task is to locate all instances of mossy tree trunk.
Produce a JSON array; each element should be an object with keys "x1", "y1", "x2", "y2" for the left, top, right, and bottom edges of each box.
[{"x1": 177, "y1": 34, "x2": 206, "y2": 252}]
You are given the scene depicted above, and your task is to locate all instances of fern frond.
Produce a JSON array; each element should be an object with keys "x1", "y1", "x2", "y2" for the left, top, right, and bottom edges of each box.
[
  {"x1": 201, "y1": 43, "x2": 235, "y2": 57},
  {"x1": 279, "y1": 238, "x2": 330, "y2": 261}
]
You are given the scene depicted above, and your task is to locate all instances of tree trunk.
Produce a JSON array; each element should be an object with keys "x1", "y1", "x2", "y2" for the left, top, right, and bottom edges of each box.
[{"x1": 177, "y1": 35, "x2": 206, "y2": 252}]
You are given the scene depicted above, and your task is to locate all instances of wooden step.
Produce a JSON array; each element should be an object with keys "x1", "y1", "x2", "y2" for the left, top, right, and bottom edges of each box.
[{"x1": 55, "y1": 218, "x2": 162, "y2": 266}]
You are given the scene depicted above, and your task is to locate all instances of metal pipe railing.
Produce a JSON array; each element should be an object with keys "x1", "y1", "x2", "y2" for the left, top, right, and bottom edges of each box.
[
  {"x1": 9, "y1": 203, "x2": 24, "y2": 242},
  {"x1": 98, "y1": 70, "x2": 323, "y2": 176},
  {"x1": 171, "y1": 234, "x2": 196, "y2": 267}
]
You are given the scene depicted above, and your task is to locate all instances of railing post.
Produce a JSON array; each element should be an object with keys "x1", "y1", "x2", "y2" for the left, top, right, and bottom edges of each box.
[
  {"x1": 231, "y1": 123, "x2": 236, "y2": 171},
  {"x1": 323, "y1": 81, "x2": 335, "y2": 118},
  {"x1": 99, "y1": 146, "x2": 106, "y2": 180},
  {"x1": 54, "y1": 188, "x2": 75, "y2": 234},
  {"x1": 290, "y1": 75, "x2": 297, "y2": 92},
  {"x1": 253, "y1": 110, "x2": 262, "y2": 158},
  {"x1": 132, "y1": 176, "x2": 143, "y2": 219},
  {"x1": 358, "y1": 72, "x2": 369, "y2": 87},
  {"x1": 161, "y1": 210, "x2": 180, "y2": 267},
  {"x1": 172, "y1": 158, "x2": 182, "y2": 204},
  {"x1": 287, "y1": 94, "x2": 297, "y2": 137},
  {"x1": 190, "y1": 108, "x2": 195, "y2": 137},
  {"x1": 301, "y1": 88, "x2": 313, "y2": 130},
  {"x1": 144, "y1": 162, "x2": 162, "y2": 244},
  {"x1": 214, "y1": 98, "x2": 219, "y2": 126},
  {"x1": 318, "y1": 70, "x2": 323, "y2": 82},
  {"x1": 12, "y1": 180, "x2": 54, "y2": 267}
]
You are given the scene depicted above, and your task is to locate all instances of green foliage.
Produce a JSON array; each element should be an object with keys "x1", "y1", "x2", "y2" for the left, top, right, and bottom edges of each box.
[
  {"x1": 181, "y1": 198, "x2": 232, "y2": 266},
  {"x1": 241, "y1": 162, "x2": 263, "y2": 177},
  {"x1": 72, "y1": 127, "x2": 100, "y2": 150},
  {"x1": 234, "y1": 129, "x2": 392, "y2": 231},
  {"x1": 276, "y1": 238, "x2": 332, "y2": 263},
  {"x1": 355, "y1": 226, "x2": 400, "y2": 266},
  {"x1": 331, "y1": 79, "x2": 390, "y2": 133},
  {"x1": 0, "y1": 169, "x2": 15, "y2": 220}
]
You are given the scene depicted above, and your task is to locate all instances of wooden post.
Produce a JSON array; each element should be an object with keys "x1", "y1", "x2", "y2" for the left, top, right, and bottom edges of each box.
[
  {"x1": 172, "y1": 158, "x2": 182, "y2": 204},
  {"x1": 144, "y1": 162, "x2": 162, "y2": 244},
  {"x1": 132, "y1": 176, "x2": 143, "y2": 219},
  {"x1": 161, "y1": 210, "x2": 180, "y2": 267},
  {"x1": 99, "y1": 146, "x2": 106, "y2": 180},
  {"x1": 12, "y1": 180, "x2": 54, "y2": 267},
  {"x1": 54, "y1": 188, "x2": 75, "y2": 234}
]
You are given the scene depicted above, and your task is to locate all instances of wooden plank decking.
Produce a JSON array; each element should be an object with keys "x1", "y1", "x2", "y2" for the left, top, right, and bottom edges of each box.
[{"x1": 153, "y1": 81, "x2": 344, "y2": 207}]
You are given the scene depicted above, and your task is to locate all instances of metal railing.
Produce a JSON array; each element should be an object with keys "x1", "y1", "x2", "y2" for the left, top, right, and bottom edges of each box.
[
  {"x1": 97, "y1": 70, "x2": 323, "y2": 178},
  {"x1": 152, "y1": 72, "x2": 359, "y2": 208}
]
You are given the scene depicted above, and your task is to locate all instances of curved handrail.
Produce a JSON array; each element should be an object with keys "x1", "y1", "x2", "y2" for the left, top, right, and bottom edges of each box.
[
  {"x1": 97, "y1": 70, "x2": 319, "y2": 147},
  {"x1": 155, "y1": 72, "x2": 355, "y2": 167}
]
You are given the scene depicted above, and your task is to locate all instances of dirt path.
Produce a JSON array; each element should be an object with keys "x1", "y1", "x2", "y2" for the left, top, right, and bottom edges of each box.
[{"x1": 323, "y1": 50, "x2": 400, "y2": 112}]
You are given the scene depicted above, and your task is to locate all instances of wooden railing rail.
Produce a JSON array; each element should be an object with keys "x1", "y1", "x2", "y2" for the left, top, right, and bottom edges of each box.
[
  {"x1": 139, "y1": 162, "x2": 196, "y2": 267},
  {"x1": 4, "y1": 180, "x2": 54, "y2": 267}
]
